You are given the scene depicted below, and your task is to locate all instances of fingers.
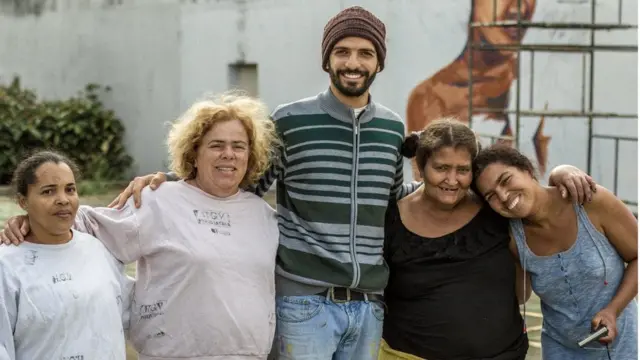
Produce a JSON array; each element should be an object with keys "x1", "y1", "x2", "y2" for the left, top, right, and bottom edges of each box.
[
  {"x1": 592, "y1": 314, "x2": 617, "y2": 344},
  {"x1": 599, "y1": 321, "x2": 617, "y2": 343},
  {"x1": 600, "y1": 333, "x2": 614, "y2": 343},
  {"x1": 575, "y1": 178, "x2": 586, "y2": 204},
  {"x1": 149, "y1": 172, "x2": 167, "y2": 190},
  {"x1": 591, "y1": 315, "x2": 602, "y2": 330},
  {"x1": 564, "y1": 177, "x2": 584, "y2": 204},
  {"x1": 110, "y1": 182, "x2": 135, "y2": 209},
  {"x1": 19, "y1": 218, "x2": 30, "y2": 237},
  {"x1": 108, "y1": 174, "x2": 160, "y2": 209},
  {"x1": 109, "y1": 194, "x2": 125, "y2": 210},
  {"x1": 587, "y1": 175, "x2": 598, "y2": 193},
  {"x1": 0, "y1": 230, "x2": 11, "y2": 245},
  {"x1": 4, "y1": 217, "x2": 25, "y2": 245},
  {"x1": 558, "y1": 184, "x2": 568, "y2": 199},
  {"x1": 8, "y1": 217, "x2": 25, "y2": 243},
  {"x1": 107, "y1": 194, "x2": 120, "y2": 208},
  {"x1": 580, "y1": 176, "x2": 594, "y2": 203},
  {"x1": 131, "y1": 177, "x2": 149, "y2": 208},
  {"x1": 132, "y1": 173, "x2": 166, "y2": 207}
]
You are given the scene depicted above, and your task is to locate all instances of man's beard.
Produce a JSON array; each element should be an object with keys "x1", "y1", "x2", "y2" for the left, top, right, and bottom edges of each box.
[{"x1": 329, "y1": 67, "x2": 377, "y2": 98}]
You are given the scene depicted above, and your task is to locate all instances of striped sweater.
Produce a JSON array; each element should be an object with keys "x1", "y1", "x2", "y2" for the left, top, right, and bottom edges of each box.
[{"x1": 253, "y1": 88, "x2": 417, "y2": 294}]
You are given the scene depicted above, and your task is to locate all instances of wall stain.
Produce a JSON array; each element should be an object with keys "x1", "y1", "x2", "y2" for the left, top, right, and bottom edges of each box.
[
  {"x1": 235, "y1": 0, "x2": 247, "y2": 63},
  {"x1": 0, "y1": 0, "x2": 47, "y2": 17},
  {"x1": 0, "y1": 0, "x2": 123, "y2": 17}
]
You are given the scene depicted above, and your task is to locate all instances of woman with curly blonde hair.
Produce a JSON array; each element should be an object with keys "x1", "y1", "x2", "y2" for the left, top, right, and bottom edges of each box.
[
  {"x1": 167, "y1": 92, "x2": 278, "y2": 191},
  {"x1": 1, "y1": 92, "x2": 282, "y2": 360}
]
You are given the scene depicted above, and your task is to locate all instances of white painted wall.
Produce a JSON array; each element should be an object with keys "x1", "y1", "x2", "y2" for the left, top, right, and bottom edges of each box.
[
  {"x1": 0, "y1": 0, "x2": 637, "y2": 206},
  {"x1": 0, "y1": 0, "x2": 182, "y2": 174}
]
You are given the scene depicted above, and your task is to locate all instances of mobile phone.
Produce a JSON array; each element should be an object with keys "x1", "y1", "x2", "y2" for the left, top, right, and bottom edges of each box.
[{"x1": 577, "y1": 326, "x2": 609, "y2": 348}]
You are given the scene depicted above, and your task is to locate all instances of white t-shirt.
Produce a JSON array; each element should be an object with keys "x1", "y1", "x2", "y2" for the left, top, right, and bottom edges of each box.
[
  {"x1": 73, "y1": 180, "x2": 280, "y2": 360},
  {"x1": 0, "y1": 230, "x2": 133, "y2": 360}
]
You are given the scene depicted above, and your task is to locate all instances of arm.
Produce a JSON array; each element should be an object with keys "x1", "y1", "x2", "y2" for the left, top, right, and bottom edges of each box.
[
  {"x1": 118, "y1": 273, "x2": 134, "y2": 339},
  {"x1": 547, "y1": 164, "x2": 597, "y2": 203},
  {"x1": 165, "y1": 172, "x2": 180, "y2": 181},
  {"x1": 248, "y1": 147, "x2": 285, "y2": 198},
  {"x1": 509, "y1": 238, "x2": 532, "y2": 305},
  {"x1": 96, "y1": 246, "x2": 135, "y2": 337},
  {"x1": 586, "y1": 185, "x2": 637, "y2": 342},
  {"x1": 391, "y1": 153, "x2": 422, "y2": 200},
  {"x1": 383, "y1": 200, "x2": 395, "y2": 264},
  {"x1": 113, "y1": 260, "x2": 134, "y2": 337},
  {"x1": 97, "y1": 240, "x2": 135, "y2": 335},
  {"x1": 0, "y1": 265, "x2": 17, "y2": 360},
  {"x1": 74, "y1": 198, "x2": 145, "y2": 264},
  {"x1": 590, "y1": 185, "x2": 637, "y2": 316},
  {"x1": 247, "y1": 115, "x2": 286, "y2": 198}
]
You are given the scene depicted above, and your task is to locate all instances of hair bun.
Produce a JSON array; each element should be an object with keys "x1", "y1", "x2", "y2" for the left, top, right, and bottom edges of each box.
[{"x1": 401, "y1": 132, "x2": 420, "y2": 158}]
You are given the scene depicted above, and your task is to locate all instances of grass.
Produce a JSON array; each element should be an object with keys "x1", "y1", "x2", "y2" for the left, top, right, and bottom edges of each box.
[{"x1": 0, "y1": 189, "x2": 541, "y2": 359}]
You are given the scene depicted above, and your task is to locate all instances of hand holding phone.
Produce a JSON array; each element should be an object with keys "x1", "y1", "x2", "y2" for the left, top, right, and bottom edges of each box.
[{"x1": 577, "y1": 325, "x2": 609, "y2": 348}]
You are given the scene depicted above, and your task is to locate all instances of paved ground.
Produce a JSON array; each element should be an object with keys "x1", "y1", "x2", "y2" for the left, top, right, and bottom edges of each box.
[{"x1": 0, "y1": 191, "x2": 542, "y2": 359}]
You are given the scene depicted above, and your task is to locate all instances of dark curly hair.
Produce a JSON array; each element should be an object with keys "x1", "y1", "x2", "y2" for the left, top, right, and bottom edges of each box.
[
  {"x1": 401, "y1": 117, "x2": 481, "y2": 172},
  {"x1": 11, "y1": 150, "x2": 81, "y2": 198},
  {"x1": 471, "y1": 144, "x2": 537, "y2": 196}
]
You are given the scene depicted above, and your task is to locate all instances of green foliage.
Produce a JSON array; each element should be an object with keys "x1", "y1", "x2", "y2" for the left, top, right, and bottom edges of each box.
[
  {"x1": 76, "y1": 180, "x2": 128, "y2": 197},
  {"x1": 0, "y1": 77, "x2": 133, "y2": 185}
]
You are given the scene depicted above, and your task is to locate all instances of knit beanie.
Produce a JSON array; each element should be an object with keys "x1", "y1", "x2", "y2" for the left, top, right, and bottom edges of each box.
[{"x1": 321, "y1": 6, "x2": 387, "y2": 72}]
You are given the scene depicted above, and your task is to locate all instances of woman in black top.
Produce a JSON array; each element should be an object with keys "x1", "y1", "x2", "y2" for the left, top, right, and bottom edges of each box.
[{"x1": 379, "y1": 118, "x2": 596, "y2": 360}]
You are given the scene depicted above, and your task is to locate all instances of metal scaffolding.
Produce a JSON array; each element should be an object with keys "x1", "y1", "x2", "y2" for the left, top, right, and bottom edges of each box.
[{"x1": 467, "y1": 0, "x2": 638, "y2": 210}]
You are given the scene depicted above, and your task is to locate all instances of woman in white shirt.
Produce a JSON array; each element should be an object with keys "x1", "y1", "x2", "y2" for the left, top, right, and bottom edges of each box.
[
  {"x1": 0, "y1": 151, "x2": 133, "y2": 360},
  {"x1": 2, "y1": 93, "x2": 281, "y2": 360}
]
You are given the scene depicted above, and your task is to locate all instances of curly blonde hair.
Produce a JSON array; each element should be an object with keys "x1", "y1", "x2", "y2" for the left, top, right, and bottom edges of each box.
[{"x1": 167, "y1": 92, "x2": 280, "y2": 188}]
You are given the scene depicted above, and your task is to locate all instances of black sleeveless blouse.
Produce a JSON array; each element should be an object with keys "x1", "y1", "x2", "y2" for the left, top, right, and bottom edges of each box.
[{"x1": 382, "y1": 200, "x2": 528, "y2": 360}]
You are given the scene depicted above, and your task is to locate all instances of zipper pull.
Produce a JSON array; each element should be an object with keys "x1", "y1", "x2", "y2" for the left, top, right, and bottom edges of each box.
[{"x1": 355, "y1": 126, "x2": 358, "y2": 135}]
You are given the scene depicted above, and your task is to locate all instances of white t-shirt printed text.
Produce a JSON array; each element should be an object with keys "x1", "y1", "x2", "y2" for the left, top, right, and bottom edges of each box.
[
  {"x1": 0, "y1": 230, "x2": 133, "y2": 360},
  {"x1": 74, "y1": 181, "x2": 280, "y2": 360}
]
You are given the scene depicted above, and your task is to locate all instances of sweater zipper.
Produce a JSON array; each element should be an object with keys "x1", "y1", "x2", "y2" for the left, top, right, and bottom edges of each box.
[{"x1": 349, "y1": 110, "x2": 361, "y2": 288}]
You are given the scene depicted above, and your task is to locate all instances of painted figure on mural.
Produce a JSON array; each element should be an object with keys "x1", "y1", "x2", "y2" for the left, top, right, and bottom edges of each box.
[{"x1": 406, "y1": 0, "x2": 540, "y2": 179}]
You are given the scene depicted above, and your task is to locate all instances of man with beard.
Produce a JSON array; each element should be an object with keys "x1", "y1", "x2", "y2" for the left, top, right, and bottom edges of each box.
[
  {"x1": 254, "y1": 7, "x2": 418, "y2": 359},
  {"x1": 103, "y1": 6, "x2": 416, "y2": 360}
]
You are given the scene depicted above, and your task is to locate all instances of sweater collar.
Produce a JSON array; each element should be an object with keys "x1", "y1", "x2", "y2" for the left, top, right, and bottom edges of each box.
[{"x1": 318, "y1": 87, "x2": 377, "y2": 124}]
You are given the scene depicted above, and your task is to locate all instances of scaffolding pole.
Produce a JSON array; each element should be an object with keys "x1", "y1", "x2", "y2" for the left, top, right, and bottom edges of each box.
[{"x1": 467, "y1": 0, "x2": 638, "y2": 208}]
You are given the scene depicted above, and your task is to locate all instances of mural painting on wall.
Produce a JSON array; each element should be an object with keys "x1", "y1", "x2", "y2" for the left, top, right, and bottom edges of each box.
[{"x1": 406, "y1": 0, "x2": 550, "y2": 179}]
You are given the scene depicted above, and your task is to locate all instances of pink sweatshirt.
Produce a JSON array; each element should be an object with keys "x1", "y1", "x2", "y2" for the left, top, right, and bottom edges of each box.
[{"x1": 74, "y1": 181, "x2": 279, "y2": 360}]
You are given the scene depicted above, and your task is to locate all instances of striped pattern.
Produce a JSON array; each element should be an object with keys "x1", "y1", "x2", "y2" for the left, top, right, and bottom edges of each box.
[{"x1": 254, "y1": 89, "x2": 417, "y2": 292}]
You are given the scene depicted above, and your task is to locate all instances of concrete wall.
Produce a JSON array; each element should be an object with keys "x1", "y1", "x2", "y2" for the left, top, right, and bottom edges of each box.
[
  {"x1": 0, "y1": 0, "x2": 182, "y2": 174},
  {"x1": 0, "y1": 0, "x2": 637, "y2": 206}
]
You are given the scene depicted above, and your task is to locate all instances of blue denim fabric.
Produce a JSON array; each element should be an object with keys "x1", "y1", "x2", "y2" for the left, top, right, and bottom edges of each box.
[{"x1": 270, "y1": 294, "x2": 384, "y2": 360}]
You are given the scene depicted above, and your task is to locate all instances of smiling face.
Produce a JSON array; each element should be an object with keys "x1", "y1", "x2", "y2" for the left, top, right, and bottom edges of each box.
[
  {"x1": 474, "y1": 162, "x2": 538, "y2": 218},
  {"x1": 19, "y1": 161, "x2": 79, "y2": 237},
  {"x1": 327, "y1": 36, "x2": 380, "y2": 98},
  {"x1": 194, "y1": 119, "x2": 250, "y2": 197},
  {"x1": 422, "y1": 146, "x2": 474, "y2": 208}
]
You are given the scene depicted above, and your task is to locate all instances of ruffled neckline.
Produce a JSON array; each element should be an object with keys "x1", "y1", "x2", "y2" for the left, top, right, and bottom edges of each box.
[{"x1": 386, "y1": 201, "x2": 509, "y2": 262}]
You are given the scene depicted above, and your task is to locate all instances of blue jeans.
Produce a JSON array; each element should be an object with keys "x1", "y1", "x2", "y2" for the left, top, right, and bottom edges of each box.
[{"x1": 271, "y1": 293, "x2": 385, "y2": 360}]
